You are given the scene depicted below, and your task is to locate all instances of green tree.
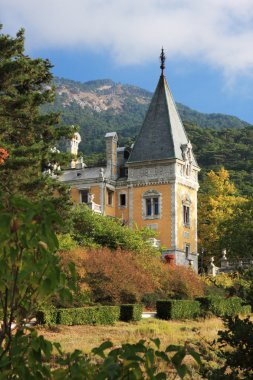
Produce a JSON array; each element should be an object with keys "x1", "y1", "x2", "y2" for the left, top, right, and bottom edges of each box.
[
  {"x1": 0, "y1": 25, "x2": 74, "y2": 214},
  {"x1": 220, "y1": 200, "x2": 253, "y2": 258},
  {"x1": 198, "y1": 168, "x2": 247, "y2": 260}
]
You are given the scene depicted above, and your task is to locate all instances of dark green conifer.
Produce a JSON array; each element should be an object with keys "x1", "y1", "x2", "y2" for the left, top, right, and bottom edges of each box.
[{"x1": 0, "y1": 25, "x2": 74, "y2": 216}]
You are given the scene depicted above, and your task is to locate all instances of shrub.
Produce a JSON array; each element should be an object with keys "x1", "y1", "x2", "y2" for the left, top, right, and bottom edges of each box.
[
  {"x1": 57, "y1": 306, "x2": 120, "y2": 325},
  {"x1": 65, "y1": 247, "x2": 155, "y2": 304},
  {"x1": 120, "y1": 304, "x2": 143, "y2": 322},
  {"x1": 166, "y1": 266, "x2": 205, "y2": 299},
  {"x1": 241, "y1": 304, "x2": 252, "y2": 315},
  {"x1": 70, "y1": 205, "x2": 158, "y2": 254},
  {"x1": 196, "y1": 296, "x2": 251, "y2": 317},
  {"x1": 36, "y1": 307, "x2": 58, "y2": 326},
  {"x1": 156, "y1": 300, "x2": 201, "y2": 320},
  {"x1": 141, "y1": 293, "x2": 164, "y2": 309}
]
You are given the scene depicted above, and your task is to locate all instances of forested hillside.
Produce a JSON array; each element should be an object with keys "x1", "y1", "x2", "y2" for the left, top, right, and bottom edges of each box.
[{"x1": 45, "y1": 77, "x2": 253, "y2": 195}]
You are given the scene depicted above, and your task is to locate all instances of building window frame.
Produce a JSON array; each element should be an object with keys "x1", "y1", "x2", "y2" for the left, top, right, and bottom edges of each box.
[
  {"x1": 185, "y1": 243, "x2": 190, "y2": 258},
  {"x1": 79, "y1": 189, "x2": 89, "y2": 204},
  {"x1": 142, "y1": 189, "x2": 162, "y2": 220},
  {"x1": 107, "y1": 189, "x2": 114, "y2": 206},
  {"x1": 182, "y1": 196, "x2": 191, "y2": 227},
  {"x1": 118, "y1": 192, "x2": 127, "y2": 208}
]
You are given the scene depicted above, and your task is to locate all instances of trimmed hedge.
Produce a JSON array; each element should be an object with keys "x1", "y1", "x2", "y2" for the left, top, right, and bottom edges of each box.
[
  {"x1": 196, "y1": 296, "x2": 251, "y2": 317},
  {"x1": 57, "y1": 306, "x2": 120, "y2": 326},
  {"x1": 156, "y1": 300, "x2": 201, "y2": 320},
  {"x1": 120, "y1": 304, "x2": 143, "y2": 322},
  {"x1": 36, "y1": 307, "x2": 57, "y2": 326}
]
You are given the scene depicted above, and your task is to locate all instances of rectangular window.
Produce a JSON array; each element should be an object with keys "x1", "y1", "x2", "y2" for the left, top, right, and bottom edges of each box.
[
  {"x1": 154, "y1": 198, "x2": 159, "y2": 215},
  {"x1": 183, "y1": 205, "x2": 190, "y2": 226},
  {"x1": 80, "y1": 190, "x2": 88, "y2": 203},
  {"x1": 145, "y1": 197, "x2": 160, "y2": 217},
  {"x1": 107, "y1": 190, "x2": 113, "y2": 206},
  {"x1": 185, "y1": 244, "x2": 190, "y2": 258},
  {"x1": 146, "y1": 198, "x2": 152, "y2": 216},
  {"x1": 119, "y1": 193, "x2": 126, "y2": 207}
]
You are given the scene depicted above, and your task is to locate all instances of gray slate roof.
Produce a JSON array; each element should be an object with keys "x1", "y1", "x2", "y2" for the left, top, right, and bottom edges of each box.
[{"x1": 128, "y1": 75, "x2": 197, "y2": 166}]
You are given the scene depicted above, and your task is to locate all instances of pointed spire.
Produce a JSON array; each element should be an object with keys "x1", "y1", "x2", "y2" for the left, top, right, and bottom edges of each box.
[
  {"x1": 160, "y1": 47, "x2": 165, "y2": 76},
  {"x1": 128, "y1": 54, "x2": 198, "y2": 166}
]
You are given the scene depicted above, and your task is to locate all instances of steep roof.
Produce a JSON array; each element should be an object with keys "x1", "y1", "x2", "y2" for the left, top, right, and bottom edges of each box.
[{"x1": 128, "y1": 74, "x2": 197, "y2": 166}]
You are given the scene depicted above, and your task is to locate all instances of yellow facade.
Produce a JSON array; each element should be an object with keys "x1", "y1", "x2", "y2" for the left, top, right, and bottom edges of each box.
[{"x1": 131, "y1": 184, "x2": 172, "y2": 248}]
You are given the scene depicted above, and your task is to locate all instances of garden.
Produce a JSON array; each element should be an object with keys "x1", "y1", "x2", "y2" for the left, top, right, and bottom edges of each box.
[{"x1": 1, "y1": 25, "x2": 253, "y2": 379}]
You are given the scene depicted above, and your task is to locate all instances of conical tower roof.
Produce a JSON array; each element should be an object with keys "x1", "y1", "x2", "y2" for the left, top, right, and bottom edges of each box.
[{"x1": 128, "y1": 66, "x2": 197, "y2": 166}]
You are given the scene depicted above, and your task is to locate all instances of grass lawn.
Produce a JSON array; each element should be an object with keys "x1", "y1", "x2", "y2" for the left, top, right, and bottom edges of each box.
[{"x1": 38, "y1": 317, "x2": 224, "y2": 354}]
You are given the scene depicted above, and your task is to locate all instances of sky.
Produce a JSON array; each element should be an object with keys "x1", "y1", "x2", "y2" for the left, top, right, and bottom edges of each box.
[{"x1": 1, "y1": 0, "x2": 253, "y2": 124}]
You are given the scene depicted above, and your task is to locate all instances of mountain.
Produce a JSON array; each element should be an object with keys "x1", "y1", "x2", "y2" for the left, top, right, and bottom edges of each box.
[
  {"x1": 48, "y1": 77, "x2": 251, "y2": 154},
  {"x1": 44, "y1": 77, "x2": 253, "y2": 196}
]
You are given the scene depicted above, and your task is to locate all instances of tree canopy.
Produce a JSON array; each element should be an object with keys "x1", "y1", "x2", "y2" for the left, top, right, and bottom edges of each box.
[{"x1": 0, "y1": 25, "x2": 74, "y2": 213}]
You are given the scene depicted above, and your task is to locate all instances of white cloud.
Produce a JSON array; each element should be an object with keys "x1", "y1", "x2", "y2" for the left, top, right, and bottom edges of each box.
[{"x1": 1, "y1": 0, "x2": 253, "y2": 79}]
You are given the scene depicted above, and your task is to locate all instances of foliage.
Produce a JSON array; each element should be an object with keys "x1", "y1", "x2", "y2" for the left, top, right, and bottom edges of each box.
[
  {"x1": 0, "y1": 195, "x2": 75, "y2": 335},
  {"x1": 142, "y1": 293, "x2": 163, "y2": 309},
  {"x1": 220, "y1": 200, "x2": 253, "y2": 258},
  {"x1": 56, "y1": 306, "x2": 120, "y2": 326},
  {"x1": 198, "y1": 168, "x2": 248, "y2": 260},
  {"x1": 57, "y1": 338, "x2": 201, "y2": 380},
  {"x1": 196, "y1": 296, "x2": 251, "y2": 317},
  {"x1": 0, "y1": 195, "x2": 77, "y2": 375},
  {"x1": 166, "y1": 266, "x2": 205, "y2": 300},
  {"x1": 0, "y1": 26, "x2": 74, "y2": 217},
  {"x1": 69, "y1": 205, "x2": 158, "y2": 254},
  {"x1": 36, "y1": 306, "x2": 58, "y2": 326},
  {"x1": 204, "y1": 270, "x2": 253, "y2": 308},
  {"x1": 0, "y1": 148, "x2": 9, "y2": 165},
  {"x1": 62, "y1": 247, "x2": 155, "y2": 304},
  {"x1": 120, "y1": 304, "x2": 143, "y2": 322},
  {"x1": 156, "y1": 300, "x2": 201, "y2": 320},
  {"x1": 57, "y1": 233, "x2": 78, "y2": 251},
  {"x1": 201, "y1": 316, "x2": 253, "y2": 379}
]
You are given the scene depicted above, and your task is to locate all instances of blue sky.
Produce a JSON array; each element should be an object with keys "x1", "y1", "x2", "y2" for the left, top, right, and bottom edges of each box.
[{"x1": 1, "y1": 0, "x2": 253, "y2": 124}]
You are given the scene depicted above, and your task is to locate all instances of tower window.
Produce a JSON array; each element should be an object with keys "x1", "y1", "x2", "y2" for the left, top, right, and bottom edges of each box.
[
  {"x1": 183, "y1": 205, "x2": 190, "y2": 226},
  {"x1": 142, "y1": 190, "x2": 161, "y2": 220},
  {"x1": 145, "y1": 197, "x2": 159, "y2": 217},
  {"x1": 119, "y1": 193, "x2": 126, "y2": 207}
]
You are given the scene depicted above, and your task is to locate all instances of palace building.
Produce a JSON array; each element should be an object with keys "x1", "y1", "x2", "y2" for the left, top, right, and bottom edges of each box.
[{"x1": 59, "y1": 50, "x2": 200, "y2": 271}]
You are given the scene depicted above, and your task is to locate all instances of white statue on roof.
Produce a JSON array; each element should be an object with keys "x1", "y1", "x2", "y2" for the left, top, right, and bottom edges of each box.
[{"x1": 66, "y1": 131, "x2": 82, "y2": 156}]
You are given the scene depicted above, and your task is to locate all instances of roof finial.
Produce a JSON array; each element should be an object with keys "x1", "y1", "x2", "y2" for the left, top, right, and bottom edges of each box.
[{"x1": 160, "y1": 47, "x2": 165, "y2": 76}]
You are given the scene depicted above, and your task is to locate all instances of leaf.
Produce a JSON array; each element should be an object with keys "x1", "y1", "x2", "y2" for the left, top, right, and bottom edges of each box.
[
  {"x1": 92, "y1": 341, "x2": 113, "y2": 357},
  {"x1": 171, "y1": 349, "x2": 186, "y2": 367},
  {"x1": 176, "y1": 364, "x2": 188, "y2": 379},
  {"x1": 166, "y1": 344, "x2": 182, "y2": 353},
  {"x1": 188, "y1": 348, "x2": 202, "y2": 366},
  {"x1": 151, "y1": 338, "x2": 160, "y2": 349}
]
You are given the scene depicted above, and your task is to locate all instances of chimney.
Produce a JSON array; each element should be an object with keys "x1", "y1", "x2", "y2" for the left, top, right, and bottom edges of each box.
[{"x1": 105, "y1": 132, "x2": 118, "y2": 179}]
